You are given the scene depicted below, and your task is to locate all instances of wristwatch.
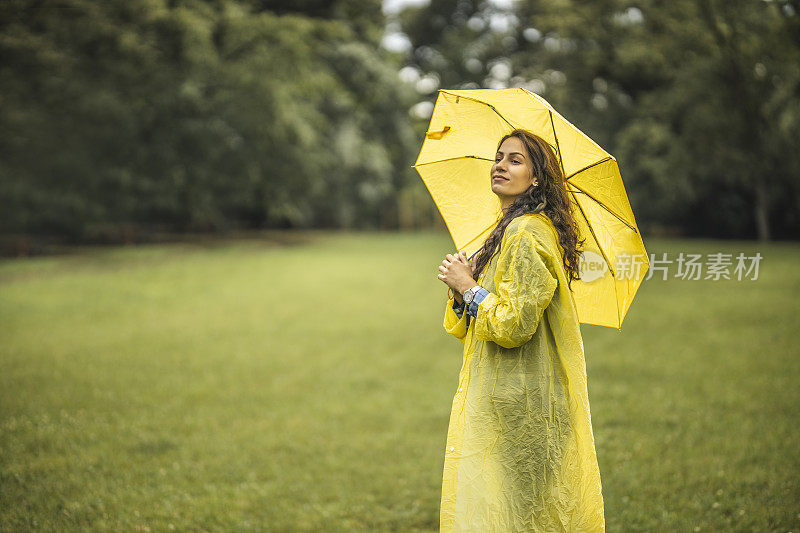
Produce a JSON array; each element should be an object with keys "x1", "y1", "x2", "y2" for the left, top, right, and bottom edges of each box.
[{"x1": 462, "y1": 285, "x2": 482, "y2": 305}]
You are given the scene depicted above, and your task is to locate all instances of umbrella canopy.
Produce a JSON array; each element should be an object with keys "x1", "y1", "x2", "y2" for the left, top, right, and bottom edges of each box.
[{"x1": 415, "y1": 88, "x2": 648, "y2": 328}]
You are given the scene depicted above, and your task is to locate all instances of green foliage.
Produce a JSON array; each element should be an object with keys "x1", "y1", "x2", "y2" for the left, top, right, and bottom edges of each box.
[
  {"x1": 0, "y1": 234, "x2": 798, "y2": 529},
  {"x1": 4, "y1": 0, "x2": 798, "y2": 243},
  {"x1": 0, "y1": 0, "x2": 416, "y2": 241}
]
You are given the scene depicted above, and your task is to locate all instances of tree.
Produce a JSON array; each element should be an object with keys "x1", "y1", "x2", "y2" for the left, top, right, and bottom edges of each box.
[{"x1": 0, "y1": 0, "x2": 417, "y2": 247}]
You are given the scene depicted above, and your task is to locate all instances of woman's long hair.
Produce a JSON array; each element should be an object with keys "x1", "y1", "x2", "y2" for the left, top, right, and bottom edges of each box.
[{"x1": 472, "y1": 129, "x2": 585, "y2": 290}]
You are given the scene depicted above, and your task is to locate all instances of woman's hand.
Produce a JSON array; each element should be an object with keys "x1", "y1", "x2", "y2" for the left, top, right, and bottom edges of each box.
[{"x1": 438, "y1": 251, "x2": 478, "y2": 298}]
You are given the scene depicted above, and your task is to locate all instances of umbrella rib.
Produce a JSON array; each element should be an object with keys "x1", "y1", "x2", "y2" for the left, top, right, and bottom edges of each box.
[
  {"x1": 572, "y1": 195, "x2": 617, "y2": 282},
  {"x1": 568, "y1": 182, "x2": 638, "y2": 234},
  {"x1": 440, "y1": 90, "x2": 516, "y2": 129},
  {"x1": 460, "y1": 218, "x2": 500, "y2": 257},
  {"x1": 565, "y1": 157, "x2": 612, "y2": 181},
  {"x1": 414, "y1": 155, "x2": 494, "y2": 167},
  {"x1": 573, "y1": 197, "x2": 623, "y2": 327},
  {"x1": 548, "y1": 110, "x2": 567, "y2": 179}
]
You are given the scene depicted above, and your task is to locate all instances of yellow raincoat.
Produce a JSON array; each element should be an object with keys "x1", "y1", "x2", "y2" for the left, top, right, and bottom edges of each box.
[{"x1": 441, "y1": 212, "x2": 605, "y2": 532}]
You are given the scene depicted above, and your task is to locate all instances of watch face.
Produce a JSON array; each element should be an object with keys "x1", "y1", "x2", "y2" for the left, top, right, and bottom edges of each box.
[{"x1": 464, "y1": 290, "x2": 474, "y2": 304}]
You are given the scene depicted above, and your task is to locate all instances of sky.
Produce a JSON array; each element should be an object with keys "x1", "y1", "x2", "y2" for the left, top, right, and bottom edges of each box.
[
  {"x1": 383, "y1": 0, "x2": 516, "y2": 15},
  {"x1": 382, "y1": 0, "x2": 430, "y2": 16},
  {"x1": 380, "y1": 0, "x2": 521, "y2": 53}
]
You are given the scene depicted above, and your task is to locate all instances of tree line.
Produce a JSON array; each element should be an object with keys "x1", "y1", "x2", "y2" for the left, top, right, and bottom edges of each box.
[
  {"x1": 0, "y1": 0, "x2": 421, "y2": 252},
  {"x1": 1, "y1": 0, "x2": 797, "y2": 254}
]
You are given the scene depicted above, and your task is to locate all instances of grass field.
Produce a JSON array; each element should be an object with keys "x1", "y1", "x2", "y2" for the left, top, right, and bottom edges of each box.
[{"x1": 1, "y1": 231, "x2": 799, "y2": 531}]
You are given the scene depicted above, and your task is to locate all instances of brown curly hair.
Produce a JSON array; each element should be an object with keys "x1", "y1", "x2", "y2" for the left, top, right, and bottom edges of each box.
[{"x1": 472, "y1": 129, "x2": 585, "y2": 290}]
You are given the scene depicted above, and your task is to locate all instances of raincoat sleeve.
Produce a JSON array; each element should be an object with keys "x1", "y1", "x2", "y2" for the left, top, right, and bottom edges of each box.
[
  {"x1": 474, "y1": 228, "x2": 558, "y2": 349},
  {"x1": 443, "y1": 296, "x2": 468, "y2": 344}
]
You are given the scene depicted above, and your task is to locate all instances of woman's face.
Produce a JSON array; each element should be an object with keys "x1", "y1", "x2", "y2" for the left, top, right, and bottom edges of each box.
[{"x1": 491, "y1": 136, "x2": 535, "y2": 202}]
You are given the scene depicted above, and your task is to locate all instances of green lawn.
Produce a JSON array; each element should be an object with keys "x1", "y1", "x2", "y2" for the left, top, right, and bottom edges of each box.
[{"x1": 1, "y1": 232, "x2": 798, "y2": 531}]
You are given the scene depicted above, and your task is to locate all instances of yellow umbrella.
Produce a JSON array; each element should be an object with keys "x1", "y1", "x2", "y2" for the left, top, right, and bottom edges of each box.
[{"x1": 414, "y1": 88, "x2": 648, "y2": 329}]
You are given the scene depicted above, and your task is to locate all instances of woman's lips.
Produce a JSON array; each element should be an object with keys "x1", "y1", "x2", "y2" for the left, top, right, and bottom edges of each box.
[{"x1": 492, "y1": 176, "x2": 509, "y2": 182}]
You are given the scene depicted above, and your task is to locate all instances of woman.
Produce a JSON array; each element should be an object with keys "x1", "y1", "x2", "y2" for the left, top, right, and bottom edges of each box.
[{"x1": 436, "y1": 129, "x2": 605, "y2": 532}]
